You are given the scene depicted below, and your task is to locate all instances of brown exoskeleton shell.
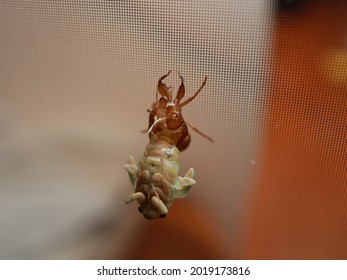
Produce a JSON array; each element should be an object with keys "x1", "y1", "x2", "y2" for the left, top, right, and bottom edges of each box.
[
  {"x1": 124, "y1": 72, "x2": 213, "y2": 220},
  {"x1": 147, "y1": 71, "x2": 213, "y2": 151}
]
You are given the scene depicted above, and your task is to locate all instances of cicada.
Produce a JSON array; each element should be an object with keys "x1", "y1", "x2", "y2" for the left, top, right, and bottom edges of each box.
[{"x1": 124, "y1": 71, "x2": 213, "y2": 220}]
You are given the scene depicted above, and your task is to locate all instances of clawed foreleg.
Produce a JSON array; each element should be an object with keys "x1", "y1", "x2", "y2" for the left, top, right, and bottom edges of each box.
[
  {"x1": 185, "y1": 119, "x2": 214, "y2": 143},
  {"x1": 124, "y1": 156, "x2": 138, "y2": 185},
  {"x1": 172, "y1": 168, "x2": 196, "y2": 199}
]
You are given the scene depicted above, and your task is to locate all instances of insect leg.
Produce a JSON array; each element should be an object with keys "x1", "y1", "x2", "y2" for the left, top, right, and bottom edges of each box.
[
  {"x1": 125, "y1": 192, "x2": 146, "y2": 205},
  {"x1": 180, "y1": 76, "x2": 207, "y2": 107},
  {"x1": 151, "y1": 172, "x2": 173, "y2": 199},
  {"x1": 175, "y1": 72, "x2": 185, "y2": 103},
  {"x1": 151, "y1": 196, "x2": 168, "y2": 215},
  {"x1": 124, "y1": 156, "x2": 138, "y2": 185},
  {"x1": 172, "y1": 168, "x2": 196, "y2": 199},
  {"x1": 157, "y1": 70, "x2": 172, "y2": 100},
  {"x1": 185, "y1": 119, "x2": 214, "y2": 143}
]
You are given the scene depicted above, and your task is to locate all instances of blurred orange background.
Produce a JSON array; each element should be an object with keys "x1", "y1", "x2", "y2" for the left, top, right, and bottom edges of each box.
[{"x1": 125, "y1": 1, "x2": 347, "y2": 260}]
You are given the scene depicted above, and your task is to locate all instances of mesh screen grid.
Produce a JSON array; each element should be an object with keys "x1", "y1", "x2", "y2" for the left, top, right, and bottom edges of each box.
[{"x1": 0, "y1": 0, "x2": 346, "y2": 259}]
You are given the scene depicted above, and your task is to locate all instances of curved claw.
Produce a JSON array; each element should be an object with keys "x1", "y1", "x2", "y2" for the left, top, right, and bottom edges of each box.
[
  {"x1": 184, "y1": 167, "x2": 195, "y2": 179},
  {"x1": 158, "y1": 70, "x2": 172, "y2": 84},
  {"x1": 175, "y1": 72, "x2": 185, "y2": 103},
  {"x1": 157, "y1": 70, "x2": 172, "y2": 100},
  {"x1": 125, "y1": 192, "x2": 146, "y2": 205}
]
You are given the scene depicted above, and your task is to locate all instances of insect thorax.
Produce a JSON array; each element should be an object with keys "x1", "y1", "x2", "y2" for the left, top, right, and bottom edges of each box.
[{"x1": 139, "y1": 136, "x2": 180, "y2": 185}]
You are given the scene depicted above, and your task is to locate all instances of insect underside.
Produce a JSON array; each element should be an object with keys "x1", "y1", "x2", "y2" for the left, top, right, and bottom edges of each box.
[{"x1": 124, "y1": 71, "x2": 212, "y2": 220}]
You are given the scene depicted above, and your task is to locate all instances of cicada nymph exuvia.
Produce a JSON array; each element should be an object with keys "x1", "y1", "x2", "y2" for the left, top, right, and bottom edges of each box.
[{"x1": 124, "y1": 71, "x2": 213, "y2": 220}]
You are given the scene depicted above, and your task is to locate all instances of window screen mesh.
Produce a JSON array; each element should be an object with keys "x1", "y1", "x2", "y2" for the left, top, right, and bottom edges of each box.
[{"x1": 0, "y1": 0, "x2": 346, "y2": 259}]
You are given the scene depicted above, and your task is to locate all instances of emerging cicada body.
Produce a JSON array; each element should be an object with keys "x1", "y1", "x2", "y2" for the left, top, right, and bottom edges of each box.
[
  {"x1": 124, "y1": 71, "x2": 213, "y2": 220},
  {"x1": 124, "y1": 136, "x2": 196, "y2": 219}
]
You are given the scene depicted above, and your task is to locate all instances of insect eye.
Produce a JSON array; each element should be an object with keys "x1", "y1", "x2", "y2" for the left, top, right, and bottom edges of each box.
[
  {"x1": 138, "y1": 207, "x2": 143, "y2": 213},
  {"x1": 159, "y1": 214, "x2": 166, "y2": 218}
]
